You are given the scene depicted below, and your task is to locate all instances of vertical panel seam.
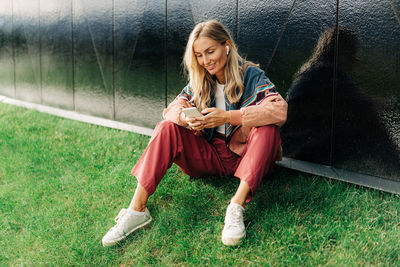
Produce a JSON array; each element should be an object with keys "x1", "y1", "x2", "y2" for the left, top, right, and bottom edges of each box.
[
  {"x1": 112, "y1": 0, "x2": 115, "y2": 120},
  {"x1": 39, "y1": 0, "x2": 43, "y2": 104},
  {"x1": 71, "y1": 0, "x2": 76, "y2": 111},
  {"x1": 330, "y1": 0, "x2": 340, "y2": 166},
  {"x1": 12, "y1": 0, "x2": 16, "y2": 98}
]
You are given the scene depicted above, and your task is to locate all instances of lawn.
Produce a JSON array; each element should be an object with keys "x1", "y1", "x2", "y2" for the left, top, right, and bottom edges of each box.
[{"x1": 1, "y1": 102, "x2": 400, "y2": 266}]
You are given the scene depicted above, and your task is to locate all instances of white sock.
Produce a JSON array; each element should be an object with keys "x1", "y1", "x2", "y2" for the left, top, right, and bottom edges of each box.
[{"x1": 128, "y1": 207, "x2": 146, "y2": 215}]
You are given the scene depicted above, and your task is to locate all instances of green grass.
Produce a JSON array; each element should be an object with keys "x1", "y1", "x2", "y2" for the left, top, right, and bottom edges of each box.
[{"x1": 1, "y1": 102, "x2": 400, "y2": 266}]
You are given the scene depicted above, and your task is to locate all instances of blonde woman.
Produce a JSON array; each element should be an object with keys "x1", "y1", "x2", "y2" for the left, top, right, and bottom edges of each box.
[{"x1": 102, "y1": 20, "x2": 287, "y2": 247}]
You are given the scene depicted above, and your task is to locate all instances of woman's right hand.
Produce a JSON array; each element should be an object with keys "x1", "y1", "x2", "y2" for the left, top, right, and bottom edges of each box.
[{"x1": 184, "y1": 114, "x2": 206, "y2": 131}]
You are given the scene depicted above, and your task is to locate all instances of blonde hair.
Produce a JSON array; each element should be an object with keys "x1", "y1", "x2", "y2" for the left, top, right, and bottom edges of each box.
[{"x1": 183, "y1": 20, "x2": 246, "y2": 111}]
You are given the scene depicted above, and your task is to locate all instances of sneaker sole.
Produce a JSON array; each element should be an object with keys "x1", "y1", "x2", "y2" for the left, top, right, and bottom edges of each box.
[
  {"x1": 102, "y1": 216, "x2": 152, "y2": 247},
  {"x1": 221, "y1": 233, "x2": 245, "y2": 246}
]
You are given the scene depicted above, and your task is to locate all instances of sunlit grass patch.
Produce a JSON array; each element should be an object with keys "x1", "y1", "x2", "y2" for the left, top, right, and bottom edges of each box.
[{"x1": 1, "y1": 102, "x2": 400, "y2": 265}]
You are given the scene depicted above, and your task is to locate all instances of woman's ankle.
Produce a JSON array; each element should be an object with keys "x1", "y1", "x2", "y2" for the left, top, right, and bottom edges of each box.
[
  {"x1": 129, "y1": 184, "x2": 149, "y2": 212},
  {"x1": 230, "y1": 198, "x2": 245, "y2": 208},
  {"x1": 130, "y1": 205, "x2": 146, "y2": 212}
]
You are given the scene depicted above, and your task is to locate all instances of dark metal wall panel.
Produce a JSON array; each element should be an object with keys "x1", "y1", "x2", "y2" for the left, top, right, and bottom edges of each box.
[
  {"x1": 268, "y1": 0, "x2": 337, "y2": 96},
  {"x1": 238, "y1": 0, "x2": 336, "y2": 94},
  {"x1": 238, "y1": 0, "x2": 293, "y2": 87},
  {"x1": 266, "y1": 0, "x2": 336, "y2": 166},
  {"x1": 332, "y1": 0, "x2": 400, "y2": 180},
  {"x1": 73, "y1": 0, "x2": 113, "y2": 118},
  {"x1": 166, "y1": 0, "x2": 193, "y2": 105},
  {"x1": 0, "y1": 0, "x2": 14, "y2": 98},
  {"x1": 114, "y1": 0, "x2": 165, "y2": 128},
  {"x1": 1, "y1": 0, "x2": 399, "y2": 183},
  {"x1": 166, "y1": 0, "x2": 237, "y2": 105},
  {"x1": 40, "y1": 0, "x2": 73, "y2": 110},
  {"x1": 13, "y1": 0, "x2": 41, "y2": 104},
  {"x1": 189, "y1": 0, "x2": 237, "y2": 36}
]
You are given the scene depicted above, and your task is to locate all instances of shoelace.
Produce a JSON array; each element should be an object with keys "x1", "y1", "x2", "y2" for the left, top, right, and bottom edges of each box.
[
  {"x1": 114, "y1": 208, "x2": 128, "y2": 223},
  {"x1": 109, "y1": 208, "x2": 129, "y2": 232},
  {"x1": 225, "y1": 206, "x2": 243, "y2": 225}
]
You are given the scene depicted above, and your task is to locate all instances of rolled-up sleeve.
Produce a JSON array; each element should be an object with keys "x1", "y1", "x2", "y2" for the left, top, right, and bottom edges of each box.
[
  {"x1": 240, "y1": 94, "x2": 287, "y2": 127},
  {"x1": 231, "y1": 66, "x2": 288, "y2": 127}
]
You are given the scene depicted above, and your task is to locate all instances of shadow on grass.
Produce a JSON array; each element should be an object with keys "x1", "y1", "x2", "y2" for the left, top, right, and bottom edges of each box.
[
  {"x1": 102, "y1": 161, "x2": 396, "y2": 258},
  {"x1": 182, "y1": 165, "x2": 354, "y2": 247}
]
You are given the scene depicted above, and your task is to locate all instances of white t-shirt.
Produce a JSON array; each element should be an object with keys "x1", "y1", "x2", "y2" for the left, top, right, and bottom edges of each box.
[{"x1": 215, "y1": 82, "x2": 226, "y2": 135}]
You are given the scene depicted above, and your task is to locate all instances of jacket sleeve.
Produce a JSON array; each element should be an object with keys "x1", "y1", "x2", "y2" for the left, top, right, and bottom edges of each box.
[
  {"x1": 162, "y1": 98, "x2": 193, "y2": 127},
  {"x1": 237, "y1": 94, "x2": 287, "y2": 127},
  {"x1": 162, "y1": 85, "x2": 194, "y2": 127},
  {"x1": 229, "y1": 66, "x2": 288, "y2": 127}
]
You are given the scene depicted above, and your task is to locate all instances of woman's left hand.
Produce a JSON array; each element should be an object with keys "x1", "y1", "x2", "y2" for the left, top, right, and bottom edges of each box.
[{"x1": 189, "y1": 108, "x2": 230, "y2": 131}]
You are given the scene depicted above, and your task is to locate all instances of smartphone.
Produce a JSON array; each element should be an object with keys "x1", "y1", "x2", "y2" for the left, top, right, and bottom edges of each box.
[{"x1": 182, "y1": 107, "x2": 203, "y2": 118}]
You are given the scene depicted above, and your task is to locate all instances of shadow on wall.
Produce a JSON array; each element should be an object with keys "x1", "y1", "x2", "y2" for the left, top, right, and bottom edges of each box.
[{"x1": 280, "y1": 26, "x2": 400, "y2": 178}]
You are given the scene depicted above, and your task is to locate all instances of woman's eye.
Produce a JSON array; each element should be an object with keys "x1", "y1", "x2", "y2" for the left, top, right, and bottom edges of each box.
[
  {"x1": 196, "y1": 54, "x2": 202, "y2": 58},
  {"x1": 208, "y1": 50, "x2": 214, "y2": 54}
]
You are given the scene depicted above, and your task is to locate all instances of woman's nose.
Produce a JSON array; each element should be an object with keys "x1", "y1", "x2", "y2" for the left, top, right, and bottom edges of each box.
[{"x1": 203, "y1": 55, "x2": 210, "y2": 64}]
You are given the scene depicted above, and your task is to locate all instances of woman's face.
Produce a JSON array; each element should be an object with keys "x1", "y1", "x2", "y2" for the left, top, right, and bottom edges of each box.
[{"x1": 193, "y1": 37, "x2": 229, "y2": 84}]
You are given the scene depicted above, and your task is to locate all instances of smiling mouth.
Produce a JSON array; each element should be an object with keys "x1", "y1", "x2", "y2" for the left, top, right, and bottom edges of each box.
[{"x1": 206, "y1": 64, "x2": 216, "y2": 71}]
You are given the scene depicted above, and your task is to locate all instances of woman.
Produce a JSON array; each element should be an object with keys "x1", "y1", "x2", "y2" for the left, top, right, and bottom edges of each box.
[{"x1": 102, "y1": 19, "x2": 287, "y2": 247}]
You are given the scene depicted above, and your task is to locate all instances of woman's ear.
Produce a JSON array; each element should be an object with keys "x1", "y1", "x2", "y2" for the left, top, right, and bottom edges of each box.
[{"x1": 225, "y1": 40, "x2": 232, "y2": 56}]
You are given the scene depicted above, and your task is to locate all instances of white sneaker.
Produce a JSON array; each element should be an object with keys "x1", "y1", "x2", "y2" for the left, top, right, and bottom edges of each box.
[
  {"x1": 221, "y1": 202, "x2": 245, "y2": 246},
  {"x1": 102, "y1": 208, "x2": 152, "y2": 247}
]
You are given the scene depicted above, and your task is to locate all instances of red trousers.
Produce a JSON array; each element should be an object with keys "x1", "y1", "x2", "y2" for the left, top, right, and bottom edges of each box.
[{"x1": 132, "y1": 120, "x2": 281, "y2": 202}]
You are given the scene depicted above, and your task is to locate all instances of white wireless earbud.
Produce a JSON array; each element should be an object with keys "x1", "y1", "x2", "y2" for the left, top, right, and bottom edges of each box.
[{"x1": 226, "y1": 46, "x2": 230, "y2": 56}]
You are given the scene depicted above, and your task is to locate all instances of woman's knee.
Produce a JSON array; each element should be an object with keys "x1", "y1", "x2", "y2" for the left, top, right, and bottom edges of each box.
[
  {"x1": 149, "y1": 120, "x2": 179, "y2": 143},
  {"x1": 153, "y1": 120, "x2": 178, "y2": 134},
  {"x1": 156, "y1": 119, "x2": 177, "y2": 128},
  {"x1": 251, "y1": 125, "x2": 280, "y2": 139},
  {"x1": 246, "y1": 125, "x2": 282, "y2": 155}
]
